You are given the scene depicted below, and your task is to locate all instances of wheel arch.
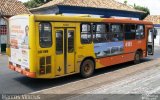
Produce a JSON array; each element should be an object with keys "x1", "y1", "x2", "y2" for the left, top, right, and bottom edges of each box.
[
  {"x1": 136, "y1": 49, "x2": 143, "y2": 58},
  {"x1": 80, "y1": 56, "x2": 96, "y2": 69}
]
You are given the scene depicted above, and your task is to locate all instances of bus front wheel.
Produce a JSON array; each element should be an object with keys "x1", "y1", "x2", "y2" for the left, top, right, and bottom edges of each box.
[
  {"x1": 134, "y1": 51, "x2": 141, "y2": 64},
  {"x1": 80, "y1": 59, "x2": 95, "y2": 78}
]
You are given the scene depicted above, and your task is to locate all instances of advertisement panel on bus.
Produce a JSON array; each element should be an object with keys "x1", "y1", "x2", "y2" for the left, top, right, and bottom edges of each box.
[{"x1": 9, "y1": 16, "x2": 30, "y2": 69}]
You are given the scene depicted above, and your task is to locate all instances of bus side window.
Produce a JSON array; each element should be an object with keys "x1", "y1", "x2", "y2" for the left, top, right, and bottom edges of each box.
[
  {"x1": 56, "y1": 30, "x2": 63, "y2": 54},
  {"x1": 110, "y1": 24, "x2": 123, "y2": 42},
  {"x1": 125, "y1": 24, "x2": 136, "y2": 40},
  {"x1": 105, "y1": 24, "x2": 110, "y2": 42},
  {"x1": 136, "y1": 25, "x2": 145, "y2": 39},
  {"x1": 39, "y1": 22, "x2": 52, "y2": 48},
  {"x1": 81, "y1": 24, "x2": 92, "y2": 44},
  {"x1": 93, "y1": 23, "x2": 107, "y2": 43},
  {"x1": 68, "y1": 30, "x2": 74, "y2": 53}
]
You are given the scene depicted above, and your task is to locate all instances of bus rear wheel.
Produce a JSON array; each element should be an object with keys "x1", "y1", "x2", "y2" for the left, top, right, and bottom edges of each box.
[
  {"x1": 80, "y1": 59, "x2": 94, "y2": 78},
  {"x1": 134, "y1": 51, "x2": 141, "y2": 64}
]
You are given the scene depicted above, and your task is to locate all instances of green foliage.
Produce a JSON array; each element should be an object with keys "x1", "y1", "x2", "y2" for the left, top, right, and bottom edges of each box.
[
  {"x1": 24, "y1": 0, "x2": 52, "y2": 9},
  {"x1": 124, "y1": 0, "x2": 127, "y2": 5},
  {"x1": 134, "y1": 4, "x2": 150, "y2": 19}
]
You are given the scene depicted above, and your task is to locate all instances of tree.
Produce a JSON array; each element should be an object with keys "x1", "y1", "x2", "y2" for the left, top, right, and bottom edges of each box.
[
  {"x1": 134, "y1": 4, "x2": 150, "y2": 19},
  {"x1": 24, "y1": 0, "x2": 52, "y2": 9},
  {"x1": 124, "y1": 0, "x2": 127, "y2": 5}
]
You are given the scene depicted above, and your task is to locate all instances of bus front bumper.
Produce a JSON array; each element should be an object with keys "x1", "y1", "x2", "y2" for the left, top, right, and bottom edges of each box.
[{"x1": 9, "y1": 64, "x2": 36, "y2": 78}]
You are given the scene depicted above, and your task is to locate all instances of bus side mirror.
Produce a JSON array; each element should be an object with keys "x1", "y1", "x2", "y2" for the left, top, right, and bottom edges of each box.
[{"x1": 154, "y1": 33, "x2": 157, "y2": 39}]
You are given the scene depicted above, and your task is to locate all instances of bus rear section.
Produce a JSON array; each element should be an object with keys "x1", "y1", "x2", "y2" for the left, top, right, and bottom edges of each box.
[
  {"x1": 34, "y1": 21, "x2": 93, "y2": 78},
  {"x1": 7, "y1": 15, "x2": 36, "y2": 78},
  {"x1": 7, "y1": 15, "x2": 86, "y2": 78}
]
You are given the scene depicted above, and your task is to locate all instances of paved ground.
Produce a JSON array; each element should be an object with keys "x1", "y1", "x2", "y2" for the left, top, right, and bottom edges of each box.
[
  {"x1": 0, "y1": 46, "x2": 160, "y2": 95},
  {"x1": 32, "y1": 58, "x2": 160, "y2": 100}
]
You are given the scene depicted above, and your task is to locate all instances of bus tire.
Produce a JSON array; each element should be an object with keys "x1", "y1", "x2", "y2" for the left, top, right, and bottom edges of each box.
[
  {"x1": 80, "y1": 59, "x2": 95, "y2": 78},
  {"x1": 134, "y1": 51, "x2": 141, "y2": 64}
]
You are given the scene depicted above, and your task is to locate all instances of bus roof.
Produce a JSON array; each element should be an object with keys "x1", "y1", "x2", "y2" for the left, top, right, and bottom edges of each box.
[
  {"x1": 22, "y1": 14, "x2": 153, "y2": 25},
  {"x1": 103, "y1": 18, "x2": 153, "y2": 25}
]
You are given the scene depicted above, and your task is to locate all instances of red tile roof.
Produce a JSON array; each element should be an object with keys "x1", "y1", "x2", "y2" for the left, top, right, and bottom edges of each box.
[
  {"x1": 0, "y1": 0, "x2": 30, "y2": 16},
  {"x1": 144, "y1": 15, "x2": 160, "y2": 24},
  {"x1": 31, "y1": 0, "x2": 143, "y2": 13}
]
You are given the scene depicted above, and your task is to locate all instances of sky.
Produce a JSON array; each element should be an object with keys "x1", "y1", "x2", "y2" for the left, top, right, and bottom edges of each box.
[
  {"x1": 18, "y1": 0, "x2": 160, "y2": 15},
  {"x1": 116, "y1": 0, "x2": 160, "y2": 15}
]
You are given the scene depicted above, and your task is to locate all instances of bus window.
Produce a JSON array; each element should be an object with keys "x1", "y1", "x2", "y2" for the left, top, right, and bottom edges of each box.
[
  {"x1": 93, "y1": 24, "x2": 107, "y2": 43},
  {"x1": 81, "y1": 24, "x2": 92, "y2": 44},
  {"x1": 125, "y1": 24, "x2": 136, "y2": 40},
  {"x1": 39, "y1": 22, "x2": 52, "y2": 48},
  {"x1": 68, "y1": 30, "x2": 74, "y2": 53},
  {"x1": 105, "y1": 24, "x2": 110, "y2": 42},
  {"x1": 56, "y1": 30, "x2": 63, "y2": 54},
  {"x1": 136, "y1": 25, "x2": 144, "y2": 39},
  {"x1": 111, "y1": 24, "x2": 123, "y2": 42}
]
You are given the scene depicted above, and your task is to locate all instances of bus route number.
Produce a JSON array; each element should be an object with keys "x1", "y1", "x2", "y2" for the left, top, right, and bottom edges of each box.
[
  {"x1": 125, "y1": 42, "x2": 133, "y2": 47},
  {"x1": 38, "y1": 50, "x2": 48, "y2": 54},
  {"x1": 63, "y1": 24, "x2": 69, "y2": 27}
]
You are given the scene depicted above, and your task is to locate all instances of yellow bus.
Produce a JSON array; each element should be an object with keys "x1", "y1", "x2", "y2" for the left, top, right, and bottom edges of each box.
[{"x1": 7, "y1": 14, "x2": 156, "y2": 78}]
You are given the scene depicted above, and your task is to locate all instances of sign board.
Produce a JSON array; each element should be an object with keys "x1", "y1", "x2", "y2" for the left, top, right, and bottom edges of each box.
[{"x1": 9, "y1": 16, "x2": 30, "y2": 69}]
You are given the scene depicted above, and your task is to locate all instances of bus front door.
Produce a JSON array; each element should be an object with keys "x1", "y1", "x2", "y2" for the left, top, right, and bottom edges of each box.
[
  {"x1": 148, "y1": 29, "x2": 154, "y2": 55},
  {"x1": 55, "y1": 28, "x2": 75, "y2": 76}
]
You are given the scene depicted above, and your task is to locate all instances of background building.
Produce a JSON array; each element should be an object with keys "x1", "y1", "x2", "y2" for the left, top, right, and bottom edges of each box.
[
  {"x1": 30, "y1": 0, "x2": 145, "y2": 19},
  {"x1": 0, "y1": 0, "x2": 30, "y2": 53},
  {"x1": 145, "y1": 15, "x2": 160, "y2": 46}
]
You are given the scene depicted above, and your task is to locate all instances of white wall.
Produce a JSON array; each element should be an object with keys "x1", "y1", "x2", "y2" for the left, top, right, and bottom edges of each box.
[{"x1": 154, "y1": 27, "x2": 160, "y2": 46}]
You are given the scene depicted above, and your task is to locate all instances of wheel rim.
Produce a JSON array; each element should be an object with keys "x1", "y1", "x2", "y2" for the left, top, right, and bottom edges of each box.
[
  {"x1": 136, "y1": 54, "x2": 140, "y2": 60},
  {"x1": 135, "y1": 53, "x2": 140, "y2": 63},
  {"x1": 83, "y1": 62, "x2": 92, "y2": 74}
]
